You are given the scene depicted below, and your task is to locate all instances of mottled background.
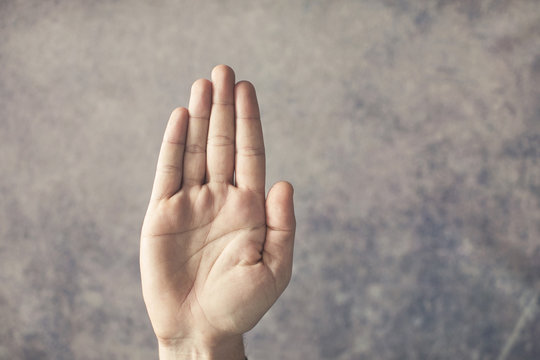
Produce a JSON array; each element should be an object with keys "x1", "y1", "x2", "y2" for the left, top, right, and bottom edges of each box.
[{"x1": 1, "y1": 0, "x2": 539, "y2": 359}]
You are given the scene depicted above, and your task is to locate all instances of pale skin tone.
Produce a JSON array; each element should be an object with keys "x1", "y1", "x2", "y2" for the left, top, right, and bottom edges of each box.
[{"x1": 140, "y1": 65, "x2": 296, "y2": 360}]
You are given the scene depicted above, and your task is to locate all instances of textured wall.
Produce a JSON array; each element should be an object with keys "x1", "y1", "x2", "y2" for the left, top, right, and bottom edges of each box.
[{"x1": 1, "y1": 0, "x2": 540, "y2": 359}]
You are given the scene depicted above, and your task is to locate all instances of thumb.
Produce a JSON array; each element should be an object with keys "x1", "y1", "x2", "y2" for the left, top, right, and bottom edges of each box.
[{"x1": 263, "y1": 181, "x2": 296, "y2": 293}]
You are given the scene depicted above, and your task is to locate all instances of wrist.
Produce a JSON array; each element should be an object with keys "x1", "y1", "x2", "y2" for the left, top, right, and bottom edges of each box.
[{"x1": 158, "y1": 335, "x2": 245, "y2": 360}]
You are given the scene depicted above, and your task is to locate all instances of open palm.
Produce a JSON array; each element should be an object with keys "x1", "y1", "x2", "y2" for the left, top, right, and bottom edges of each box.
[{"x1": 140, "y1": 66, "x2": 295, "y2": 354}]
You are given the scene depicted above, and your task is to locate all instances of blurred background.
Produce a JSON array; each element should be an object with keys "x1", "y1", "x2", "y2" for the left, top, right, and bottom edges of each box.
[{"x1": 1, "y1": 0, "x2": 540, "y2": 359}]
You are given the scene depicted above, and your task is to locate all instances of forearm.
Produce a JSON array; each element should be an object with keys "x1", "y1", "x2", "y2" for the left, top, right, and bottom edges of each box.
[{"x1": 158, "y1": 336, "x2": 246, "y2": 360}]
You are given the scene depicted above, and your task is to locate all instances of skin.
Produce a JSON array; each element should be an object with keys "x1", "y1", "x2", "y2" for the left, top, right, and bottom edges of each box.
[{"x1": 140, "y1": 65, "x2": 296, "y2": 360}]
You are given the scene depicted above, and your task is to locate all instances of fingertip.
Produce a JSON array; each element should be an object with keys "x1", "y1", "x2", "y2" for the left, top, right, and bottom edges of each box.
[
  {"x1": 235, "y1": 81, "x2": 260, "y2": 121},
  {"x1": 168, "y1": 107, "x2": 189, "y2": 133},
  {"x1": 235, "y1": 80, "x2": 256, "y2": 93},
  {"x1": 211, "y1": 64, "x2": 235, "y2": 82},
  {"x1": 191, "y1": 78, "x2": 212, "y2": 92},
  {"x1": 189, "y1": 79, "x2": 212, "y2": 118},
  {"x1": 282, "y1": 181, "x2": 294, "y2": 194},
  {"x1": 170, "y1": 106, "x2": 188, "y2": 119},
  {"x1": 267, "y1": 181, "x2": 296, "y2": 228},
  {"x1": 165, "y1": 107, "x2": 188, "y2": 144},
  {"x1": 271, "y1": 181, "x2": 294, "y2": 199}
]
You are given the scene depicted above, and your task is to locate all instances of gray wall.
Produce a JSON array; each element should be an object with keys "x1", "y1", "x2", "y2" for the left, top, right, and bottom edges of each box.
[{"x1": 1, "y1": 1, "x2": 539, "y2": 359}]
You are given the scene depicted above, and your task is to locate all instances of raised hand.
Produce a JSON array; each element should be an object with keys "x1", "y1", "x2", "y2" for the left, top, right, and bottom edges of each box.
[{"x1": 140, "y1": 65, "x2": 296, "y2": 360}]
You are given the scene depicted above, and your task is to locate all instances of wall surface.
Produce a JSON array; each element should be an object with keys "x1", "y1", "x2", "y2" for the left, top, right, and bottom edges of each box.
[{"x1": 1, "y1": 0, "x2": 540, "y2": 359}]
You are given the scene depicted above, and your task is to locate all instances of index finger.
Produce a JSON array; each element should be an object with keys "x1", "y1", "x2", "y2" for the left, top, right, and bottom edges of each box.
[{"x1": 234, "y1": 81, "x2": 265, "y2": 195}]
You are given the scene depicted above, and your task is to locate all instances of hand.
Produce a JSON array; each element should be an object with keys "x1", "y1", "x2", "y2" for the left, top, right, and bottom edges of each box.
[{"x1": 140, "y1": 65, "x2": 296, "y2": 359}]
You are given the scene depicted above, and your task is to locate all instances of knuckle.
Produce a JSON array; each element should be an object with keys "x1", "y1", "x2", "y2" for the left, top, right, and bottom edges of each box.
[
  {"x1": 208, "y1": 173, "x2": 231, "y2": 185},
  {"x1": 236, "y1": 146, "x2": 265, "y2": 157},
  {"x1": 207, "y1": 135, "x2": 234, "y2": 147},
  {"x1": 164, "y1": 137, "x2": 185, "y2": 146},
  {"x1": 185, "y1": 144, "x2": 206, "y2": 154},
  {"x1": 182, "y1": 177, "x2": 201, "y2": 186},
  {"x1": 158, "y1": 163, "x2": 182, "y2": 174}
]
